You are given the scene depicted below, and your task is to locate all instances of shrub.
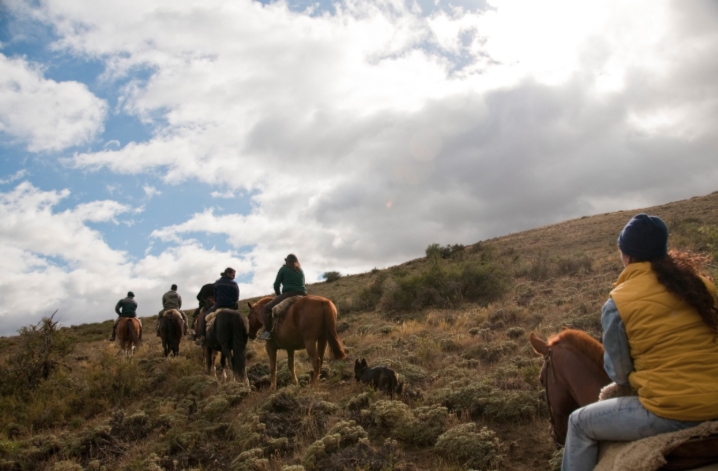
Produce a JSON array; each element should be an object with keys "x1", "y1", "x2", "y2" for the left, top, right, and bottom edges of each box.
[
  {"x1": 379, "y1": 261, "x2": 509, "y2": 311},
  {"x1": 549, "y1": 448, "x2": 564, "y2": 471},
  {"x1": 434, "y1": 423, "x2": 503, "y2": 469},
  {"x1": 426, "y1": 243, "x2": 465, "y2": 259},
  {"x1": 362, "y1": 401, "x2": 448, "y2": 446},
  {"x1": 505, "y1": 327, "x2": 526, "y2": 339},
  {"x1": 556, "y1": 253, "x2": 593, "y2": 275},
  {"x1": 302, "y1": 421, "x2": 368, "y2": 471},
  {"x1": 355, "y1": 273, "x2": 387, "y2": 311},
  {"x1": 429, "y1": 383, "x2": 546, "y2": 422},
  {"x1": 463, "y1": 341, "x2": 516, "y2": 364},
  {"x1": 323, "y1": 271, "x2": 342, "y2": 283}
]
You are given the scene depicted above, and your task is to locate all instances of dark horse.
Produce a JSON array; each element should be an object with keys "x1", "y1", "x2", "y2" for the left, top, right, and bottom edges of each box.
[
  {"x1": 247, "y1": 295, "x2": 346, "y2": 390},
  {"x1": 530, "y1": 329, "x2": 610, "y2": 446},
  {"x1": 117, "y1": 317, "x2": 142, "y2": 359},
  {"x1": 205, "y1": 309, "x2": 249, "y2": 386},
  {"x1": 159, "y1": 309, "x2": 184, "y2": 358}
]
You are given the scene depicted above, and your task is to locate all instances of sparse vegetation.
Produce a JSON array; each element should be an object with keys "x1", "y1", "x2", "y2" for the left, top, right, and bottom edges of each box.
[
  {"x1": 323, "y1": 271, "x2": 342, "y2": 283},
  {"x1": 426, "y1": 243, "x2": 465, "y2": 260},
  {"x1": 2, "y1": 192, "x2": 718, "y2": 470}
]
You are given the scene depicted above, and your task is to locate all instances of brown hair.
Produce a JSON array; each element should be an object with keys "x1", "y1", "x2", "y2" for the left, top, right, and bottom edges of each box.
[
  {"x1": 646, "y1": 250, "x2": 718, "y2": 337},
  {"x1": 222, "y1": 267, "x2": 236, "y2": 276},
  {"x1": 285, "y1": 254, "x2": 301, "y2": 272}
]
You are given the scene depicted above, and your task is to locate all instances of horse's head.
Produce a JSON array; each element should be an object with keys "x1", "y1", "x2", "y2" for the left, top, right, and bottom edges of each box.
[
  {"x1": 246, "y1": 298, "x2": 272, "y2": 339},
  {"x1": 530, "y1": 332, "x2": 570, "y2": 447}
]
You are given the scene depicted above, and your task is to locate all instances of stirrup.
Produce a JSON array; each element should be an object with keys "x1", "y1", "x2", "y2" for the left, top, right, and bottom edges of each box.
[{"x1": 257, "y1": 331, "x2": 272, "y2": 341}]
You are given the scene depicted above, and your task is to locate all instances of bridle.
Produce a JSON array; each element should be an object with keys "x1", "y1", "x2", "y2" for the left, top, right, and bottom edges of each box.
[{"x1": 542, "y1": 347, "x2": 566, "y2": 448}]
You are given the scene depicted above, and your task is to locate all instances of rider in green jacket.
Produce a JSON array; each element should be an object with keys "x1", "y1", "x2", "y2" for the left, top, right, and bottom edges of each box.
[{"x1": 257, "y1": 254, "x2": 307, "y2": 341}]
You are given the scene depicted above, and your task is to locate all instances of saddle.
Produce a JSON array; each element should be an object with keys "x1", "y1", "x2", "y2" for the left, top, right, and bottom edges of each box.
[{"x1": 271, "y1": 296, "x2": 302, "y2": 333}]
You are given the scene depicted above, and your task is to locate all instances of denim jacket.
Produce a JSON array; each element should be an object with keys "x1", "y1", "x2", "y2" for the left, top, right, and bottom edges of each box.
[{"x1": 601, "y1": 297, "x2": 634, "y2": 386}]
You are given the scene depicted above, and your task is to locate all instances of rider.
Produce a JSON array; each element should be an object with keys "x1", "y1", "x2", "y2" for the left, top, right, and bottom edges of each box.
[
  {"x1": 562, "y1": 214, "x2": 718, "y2": 471},
  {"x1": 190, "y1": 282, "x2": 216, "y2": 340},
  {"x1": 156, "y1": 284, "x2": 188, "y2": 336},
  {"x1": 196, "y1": 268, "x2": 239, "y2": 346},
  {"x1": 110, "y1": 291, "x2": 142, "y2": 341},
  {"x1": 257, "y1": 254, "x2": 307, "y2": 341}
]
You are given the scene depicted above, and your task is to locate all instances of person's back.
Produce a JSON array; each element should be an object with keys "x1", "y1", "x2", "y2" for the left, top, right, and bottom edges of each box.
[
  {"x1": 214, "y1": 273, "x2": 239, "y2": 308},
  {"x1": 157, "y1": 284, "x2": 187, "y2": 336},
  {"x1": 258, "y1": 254, "x2": 307, "y2": 341},
  {"x1": 111, "y1": 291, "x2": 141, "y2": 341}
]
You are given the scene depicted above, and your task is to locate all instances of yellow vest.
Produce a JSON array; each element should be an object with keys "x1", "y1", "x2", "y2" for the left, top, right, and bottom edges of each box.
[{"x1": 610, "y1": 262, "x2": 718, "y2": 420}]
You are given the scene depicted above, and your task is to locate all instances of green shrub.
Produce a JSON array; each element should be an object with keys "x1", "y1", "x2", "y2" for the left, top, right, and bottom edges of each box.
[
  {"x1": 355, "y1": 273, "x2": 387, "y2": 311},
  {"x1": 380, "y1": 261, "x2": 508, "y2": 311},
  {"x1": 302, "y1": 421, "x2": 368, "y2": 471},
  {"x1": 323, "y1": 271, "x2": 342, "y2": 283},
  {"x1": 463, "y1": 341, "x2": 516, "y2": 364},
  {"x1": 426, "y1": 243, "x2": 465, "y2": 259},
  {"x1": 434, "y1": 423, "x2": 503, "y2": 469},
  {"x1": 549, "y1": 448, "x2": 564, "y2": 471},
  {"x1": 429, "y1": 383, "x2": 546, "y2": 422}
]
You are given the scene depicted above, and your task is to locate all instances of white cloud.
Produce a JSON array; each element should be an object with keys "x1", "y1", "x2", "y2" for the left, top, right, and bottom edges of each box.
[
  {"x1": 211, "y1": 189, "x2": 235, "y2": 199},
  {"x1": 0, "y1": 54, "x2": 107, "y2": 152},
  {"x1": 0, "y1": 169, "x2": 26, "y2": 184},
  {"x1": 0, "y1": 182, "x2": 253, "y2": 335},
  {"x1": 143, "y1": 185, "x2": 161, "y2": 198}
]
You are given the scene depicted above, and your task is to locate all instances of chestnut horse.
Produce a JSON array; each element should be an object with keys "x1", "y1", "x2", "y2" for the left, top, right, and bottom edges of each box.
[
  {"x1": 247, "y1": 295, "x2": 346, "y2": 390},
  {"x1": 117, "y1": 317, "x2": 142, "y2": 359},
  {"x1": 159, "y1": 309, "x2": 184, "y2": 358},
  {"x1": 529, "y1": 329, "x2": 610, "y2": 446}
]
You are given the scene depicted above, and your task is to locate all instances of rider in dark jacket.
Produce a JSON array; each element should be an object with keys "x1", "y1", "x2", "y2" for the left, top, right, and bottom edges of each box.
[
  {"x1": 110, "y1": 291, "x2": 141, "y2": 341},
  {"x1": 257, "y1": 254, "x2": 307, "y2": 341},
  {"x1": 196, "y1": 268, "x2": 239, "y2": 346}
]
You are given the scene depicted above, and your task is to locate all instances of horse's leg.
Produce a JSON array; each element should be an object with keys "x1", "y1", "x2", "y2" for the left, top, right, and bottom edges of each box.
[
  {"x1": 287, "y1": 350, "x2": 298, "y2": 385},
  {"x1": 305, "y1": 341, "x2": 320, "y2": 384},
  {"x1": 317, "y1": 337, "x2": 327, "y2": 372},
  {"x1": 266, "y1": 342, "x2": 278, "y2": 391}
]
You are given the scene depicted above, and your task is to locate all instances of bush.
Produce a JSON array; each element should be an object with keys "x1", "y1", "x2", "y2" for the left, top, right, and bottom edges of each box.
[
  {"x1": 426, "y1": 243, "x2": 465, "y2": 259},
  {"x1": 434, "y1": 423, "x2": 503, "y2": 469},
  {"x1": 505, "y1": 327, "x2": 526, "y2": 339},
  {"x1": 355, "y1": 273, "x2": 387, "y2": 311},
  {"x1": 323, "y1": 271, "x2": 342, "y2": 283},
  {"x1": 362, "y1": 401, "x2": 448, "y2": 446},
  {"x1": 428, "y1": 383, "x2": 546, "y2": 422},
  {"x1": 302, "y1": 421, "x2": 368, "y2": 471},
  {"x1": 379, "y1": 261, "x2": 509, "y2": 312},
  {"x1": 556, "y1": 253, "x2": 593, "y2": 276}
]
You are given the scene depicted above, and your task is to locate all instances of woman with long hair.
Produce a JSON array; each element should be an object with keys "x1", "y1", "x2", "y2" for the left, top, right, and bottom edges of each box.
[
  {"x1": 257, "y1": 254, "x2": 307, "y2": 341},
  {"x1": 562, "y1": 214, "x2": 718, "y2": 471}
]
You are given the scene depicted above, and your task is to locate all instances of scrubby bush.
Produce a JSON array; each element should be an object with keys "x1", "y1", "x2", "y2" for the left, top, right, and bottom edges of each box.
[
  {"x1": 434, "y1": 423, "x2": 503, "y2": 469},
  {"x1": 463, "y1": 341, "x2": 516, "y2": 364},
  {"x1": 556, "y1": 253, "x2": 593, "y2": 275},
  {"x1": 302, "y1": 421, "x2": 368, "y2": 471},
  {"x1": 355, "y1": 273, "x2": 387, "y2": 311},
  {"x1": 505, "y1": 327, "x2": 526, "y2": 339},
  {"x1": 426, "y1": 243, "x2": 465, "y2": 259},
  {"x1": 429, "y1": 382, "x2": 546, "y2": 422},
  {"x1": 362, "y1": 401, "x2": 449, "y2": 446},
  {"x1": 323, "y1": 271, "x2": 342, "y2": 283},
  {"x1": 549, "y1": 448, "x2": 564, "y2": 471},
  {"x1": 379, "y1": 261, "x2": 509, "y2": 312}
]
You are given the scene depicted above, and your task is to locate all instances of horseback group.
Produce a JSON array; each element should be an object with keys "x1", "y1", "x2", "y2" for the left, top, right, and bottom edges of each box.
[{"x1": 109, "y1": 254, "x2": 346, "y2": 390}]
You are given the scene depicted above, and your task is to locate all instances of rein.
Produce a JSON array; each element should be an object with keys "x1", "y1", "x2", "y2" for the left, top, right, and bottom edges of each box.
[{"x1": 543, "y1": 347, "x2": 566, "y2": 447}]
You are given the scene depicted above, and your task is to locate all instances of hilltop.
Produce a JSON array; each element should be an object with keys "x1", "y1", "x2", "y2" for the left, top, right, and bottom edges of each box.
[{"x1": 1, "y1": 191, "x2": 717, "y2": 471}]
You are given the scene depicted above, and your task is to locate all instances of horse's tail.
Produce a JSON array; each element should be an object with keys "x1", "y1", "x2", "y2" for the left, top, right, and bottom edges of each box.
[
  {"x1": 172, "y1": 311, "x2": 184, "y2": 342},
  {"x1": 129, "y1": 318, "x2": 141, "y2": 347},
  {"x1": 323, "y1": 300, "x2": 346, "y2": 360},
  {"x1": 231, "y1": 311, "x2": 249, "y2": 375}
]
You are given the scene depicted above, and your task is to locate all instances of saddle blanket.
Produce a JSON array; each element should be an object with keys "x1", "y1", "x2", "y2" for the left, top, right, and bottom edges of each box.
[
  {"x1": 271, "y1": 296, "x2": 302, "y2": 333},
  {"x1": 595, "y1": 421, "x2": 718, "y2": 471},
  {"x1": 205, "y1": 307, "x2": 235, "y2": 332}
]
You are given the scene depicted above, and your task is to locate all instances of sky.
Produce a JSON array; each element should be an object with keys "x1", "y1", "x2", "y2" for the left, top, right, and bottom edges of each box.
[{"x1": 1, "y1": 0, "x2": 717, "y2": 335}]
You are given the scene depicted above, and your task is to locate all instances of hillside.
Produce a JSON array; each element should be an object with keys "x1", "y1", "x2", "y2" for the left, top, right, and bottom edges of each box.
[{"x1": 1, "y1": 191, "x2": 718, "y2": 471}]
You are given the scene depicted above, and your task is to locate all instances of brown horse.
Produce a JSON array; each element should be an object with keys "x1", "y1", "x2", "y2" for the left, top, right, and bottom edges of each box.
[
  {"x1": 117, "y1": 317, "x2": 142, "y2": 359},
  {"x1": 529, "y1": 329, "x2": 610, "y2": 446},
  {"x1": 247, "y1": 295, "x2": 346, "y2": 390},
  {"x1": 159, "y1": 309, "x2": 184, "y2": 358},
  {"x1": 192, "y1": 308, "x2": 209, "y2": 365}
]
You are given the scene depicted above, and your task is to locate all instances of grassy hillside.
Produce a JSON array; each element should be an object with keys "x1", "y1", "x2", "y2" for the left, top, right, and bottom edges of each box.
[{"x1": 1, "y1": 191, "x2": 718, "y2": 471}]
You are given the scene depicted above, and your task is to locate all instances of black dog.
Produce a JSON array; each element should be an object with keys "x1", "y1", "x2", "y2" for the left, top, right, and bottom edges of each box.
[{"x1": 354, "y1": 358, "x2": 403, "y2": 399}]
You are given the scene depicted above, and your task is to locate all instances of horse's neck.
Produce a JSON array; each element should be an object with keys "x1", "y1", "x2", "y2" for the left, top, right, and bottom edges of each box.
[{"x1": 556, "y1": 347, "x2": 611, "y2": 407}]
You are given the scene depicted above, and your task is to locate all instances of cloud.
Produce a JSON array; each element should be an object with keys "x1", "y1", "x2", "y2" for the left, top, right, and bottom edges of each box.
[
  {"x1": 211, "y1": 189, "x2": 236, "y2": 199},
  {"x1": 143, "y1": 185, "x2": 161, "y2": 198},
  {"x1": 0, "y1": 169, "x2": 26, "y2": 184},
  {"x1": 0, "y1": 54, "x2": 107, "y2": 152},
  {"x1": 0, "y1": 182, "x2": 252, "y2": 335}
]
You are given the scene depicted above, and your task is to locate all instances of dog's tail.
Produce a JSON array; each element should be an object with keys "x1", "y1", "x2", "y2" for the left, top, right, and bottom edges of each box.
[{"x1": 323, "y1": 300, "x2": 346, "y2": 360}]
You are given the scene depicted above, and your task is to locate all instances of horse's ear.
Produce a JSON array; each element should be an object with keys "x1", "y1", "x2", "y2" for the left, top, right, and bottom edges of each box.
[
  {"x1": 529, "y1": 332, "x2": 549, "y2": 356},
  {"x1": 247, "y1": 302, "x2": 253, "y2": 310}
]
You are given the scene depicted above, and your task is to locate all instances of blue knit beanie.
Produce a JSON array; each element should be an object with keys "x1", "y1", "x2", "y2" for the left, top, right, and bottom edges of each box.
[{"x1": 617, "y1": 213, "x2": 668, "y2": 260}]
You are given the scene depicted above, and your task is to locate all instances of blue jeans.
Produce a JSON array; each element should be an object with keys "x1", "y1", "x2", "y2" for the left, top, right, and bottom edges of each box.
[{"x1": 562, "y1": 396, "x2": 702, "y2": 471}]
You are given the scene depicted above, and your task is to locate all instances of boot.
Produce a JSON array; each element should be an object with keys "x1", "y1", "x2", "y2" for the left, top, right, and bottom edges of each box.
[
  {"x1": 139, "y1": 327, "x2": 143, "y2": 341},
  {"x1": 156, "y1": 323, "x2": 161, "y2": 337},
  {"x1": 109, "y1": 326, "x2": 116, "y2": 342},
  {"x1": 257, "y1": 330, "x2": 272, "y2": 341}
]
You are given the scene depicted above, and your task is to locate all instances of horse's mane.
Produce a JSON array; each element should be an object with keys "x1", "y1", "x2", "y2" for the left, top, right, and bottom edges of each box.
[{"x1": 548, "y1": 329, "x2": 604, "y2": 367}]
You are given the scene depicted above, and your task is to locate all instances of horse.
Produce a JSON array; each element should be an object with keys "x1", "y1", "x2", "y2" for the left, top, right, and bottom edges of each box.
[
  {"x1": 116, "y1": 317, "x2": 142, "y2": 359},
  {"x1": 159, "y1": 309, "x2": 184, "y2": 358},
  {"x1": 529, "y1": 329, "x2": 610, "y2": 447},
  {"x1": 247, "y1": 295, "x2": 346, "y2": 390},
  {"x1": 530, "y1": 330, "x2": 718, "y2": 470},
  {"x1": 205, "y1": 309, "x2": 249, "y2": 386}
]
